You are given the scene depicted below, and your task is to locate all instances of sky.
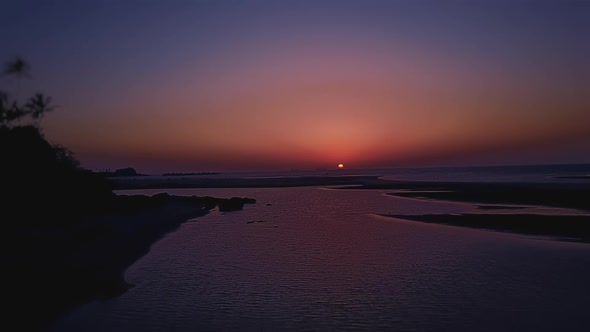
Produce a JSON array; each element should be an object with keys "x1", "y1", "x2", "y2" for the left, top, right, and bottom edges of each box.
[{"x1": 1, "y1": 0, "x2": 589, "y2": 173}]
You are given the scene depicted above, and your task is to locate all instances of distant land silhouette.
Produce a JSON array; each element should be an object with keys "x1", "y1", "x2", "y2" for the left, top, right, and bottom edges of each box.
[
  {"x1": 162, "y1": 171, "x2": 221, "y2": 176},
  {"x1": 553, "y1": 175, "x2": 590, "y2": 180},
  {"x1": 95, "y1": 169, "x2": 223, "y2": 177},
  {"x1": 96, "y1": 167, "x2": 146, "y2": 177}
]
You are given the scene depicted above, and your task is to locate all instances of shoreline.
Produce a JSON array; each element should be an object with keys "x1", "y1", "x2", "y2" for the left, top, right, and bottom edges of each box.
[
  {"x1": 380, "y1": 213, "x2": 590, "y2": 243},
  {"x1": 383, "y1": 182, "x2": 590, "y2": 211},
  {"x1": 110, "y1": 175, "x2": 590, "y2": 211},
  {"x1": 16, "y1": 176, "x2": 590, "y2": 329},
  {"x1": 5, "y1": 193, "x2": 255, "y2": 331},
  {"x1": 108, "y1": 175, "x2": 383, "y2": 189},
  {"x1": 105, "y1": 176, "x2": 590, "y2": 245}
]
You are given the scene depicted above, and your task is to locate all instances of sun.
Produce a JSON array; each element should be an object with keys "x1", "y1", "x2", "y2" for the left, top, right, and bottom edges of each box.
[{"x1": 338, "y1": 163, "x2": 344, "y2": 169}]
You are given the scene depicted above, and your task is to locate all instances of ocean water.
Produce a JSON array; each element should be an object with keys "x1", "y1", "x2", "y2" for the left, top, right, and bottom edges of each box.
[
  {"x1": 51, "y1": 186, "x2": 590, "y2": 331},
  {"x1": 148, "y1": 163, "x2": 590, "y2": 183}
]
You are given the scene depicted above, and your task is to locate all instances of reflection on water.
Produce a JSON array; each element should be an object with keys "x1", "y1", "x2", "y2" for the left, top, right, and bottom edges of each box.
[
  {"x1": 144, "y1": 164, "x2": 590, "y2": 183},
  {"x1": 52, "y1": 187, "x2": 590, "y2": 331}
]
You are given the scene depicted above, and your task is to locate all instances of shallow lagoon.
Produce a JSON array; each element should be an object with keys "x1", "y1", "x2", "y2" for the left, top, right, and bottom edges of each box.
[{"x1": 52, "y1": 187, "x2": 590, "y2": 331}]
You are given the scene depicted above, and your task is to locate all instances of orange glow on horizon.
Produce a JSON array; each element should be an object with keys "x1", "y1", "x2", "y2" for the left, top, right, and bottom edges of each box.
[{"x1": 37, "y1": 2, "x2": 590, "y2": 172}]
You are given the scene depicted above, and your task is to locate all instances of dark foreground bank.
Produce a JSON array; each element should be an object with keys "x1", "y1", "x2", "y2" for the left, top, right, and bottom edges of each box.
[
  {"x1": 3, "y1": 193, "x2": 255, "y2": 331},
  {"x1": 0, "y1": 124, "x2": 254, "y2": 330}
]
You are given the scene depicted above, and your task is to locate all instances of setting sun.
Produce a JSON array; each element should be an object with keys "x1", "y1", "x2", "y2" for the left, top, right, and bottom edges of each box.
[{"x1": 338, "y1": 163, "x2": 344, "y2": 169}]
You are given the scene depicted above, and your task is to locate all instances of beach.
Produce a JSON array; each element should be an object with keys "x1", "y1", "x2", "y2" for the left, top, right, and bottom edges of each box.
[
  {"x1": 51, "y1": 184, "x2": 590, "y2": 331},
  {"x1": 7, "y1": 167, "x2": 590, "y2": 330},
  {"x1": 108, "y1": 171, "x2": 590, "y2": 242}
]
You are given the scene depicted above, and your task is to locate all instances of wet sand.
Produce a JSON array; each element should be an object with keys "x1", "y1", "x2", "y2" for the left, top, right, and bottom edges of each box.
[
  {"x1": 381, "y1": 213, "x2": 590, "y2": 243},
  {"x1": 384, "y1": 183, "x2": 590, "y2": 210}
]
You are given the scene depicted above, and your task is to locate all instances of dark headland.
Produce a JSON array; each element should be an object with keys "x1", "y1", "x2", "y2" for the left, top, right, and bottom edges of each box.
[
  {"x1": 0, "y1": 58, "x2": 258, "y2": 330},
  {"x1": 0, "y1": 125, "x2": 255, "y2": 331}
]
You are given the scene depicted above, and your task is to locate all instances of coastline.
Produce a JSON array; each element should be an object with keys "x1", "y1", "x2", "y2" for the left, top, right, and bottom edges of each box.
[
  {"x1": 5, "y1": 193, "x2": 255, "y2": 331},
  {"x1": 106, "y1": 175, "x2": 590, "y2": 243},
  {"x1": 383, "y1": 183, "x2": 590, "y2": 211},
  {"x1": 380, "y1": 213, "x2": 590, "y2": 243},
  {"x1": 109, "y1": 175, "x2": 383, "y2": 189},
  {"x1": 111, "y1": 174, "x2": 590, "y2": 211},
  {"x1": 18, "y1": 175, "x2": 590, "y2": 329}
]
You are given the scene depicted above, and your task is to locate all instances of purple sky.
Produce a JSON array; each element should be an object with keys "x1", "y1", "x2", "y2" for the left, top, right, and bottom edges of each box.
[{"x1": 1, "y1": 0, "x2": 588, "y2": 172}]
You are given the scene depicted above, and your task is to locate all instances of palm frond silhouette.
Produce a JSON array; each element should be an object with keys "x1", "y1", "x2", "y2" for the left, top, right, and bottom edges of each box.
[
  {"x1": 26, "y1": 93, "x2": 55, "y2": 119},
  {"x1": 3, "y1": 57, "x2": 31, "y2": 78}
]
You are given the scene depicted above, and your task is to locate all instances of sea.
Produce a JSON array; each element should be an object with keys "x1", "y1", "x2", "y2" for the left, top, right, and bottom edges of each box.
[
  {"x1": 50, "y1": 164, "x2": 590, "y2": 331},
  {"x1": 150, "y1": 163, "x2": 590, "y2": 183}
]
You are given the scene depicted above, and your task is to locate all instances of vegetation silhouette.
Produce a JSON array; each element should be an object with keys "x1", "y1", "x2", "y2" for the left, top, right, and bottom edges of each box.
[
  {"x1": 162, "y1": 171, "x2": 221, "y2": 176},
  {"x1": 1, "y1": 57, "x2": 112, "y2": 222},
  {"x1": 0, "y1": 58, "x2": 255, "y2": 331},
  {"x1": 2, "y1": 56, "x2": 31, "y2": 77},
  {"x1": 1, "y1": 57, "x2": 53, "y2": 126}
]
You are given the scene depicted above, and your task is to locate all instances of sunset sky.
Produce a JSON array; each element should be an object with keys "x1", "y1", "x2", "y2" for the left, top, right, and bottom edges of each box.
[{"x1": 2, "y1": 0, "x2": 588, "y2": 173}]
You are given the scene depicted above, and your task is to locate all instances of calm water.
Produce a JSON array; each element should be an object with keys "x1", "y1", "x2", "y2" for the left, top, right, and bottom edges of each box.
[
  {"x1": 52, "y1": 187, "x2": 590, "y2": 331},
  {"x1": 147, "y1": 163, "x2": 590, "y2": 183}
]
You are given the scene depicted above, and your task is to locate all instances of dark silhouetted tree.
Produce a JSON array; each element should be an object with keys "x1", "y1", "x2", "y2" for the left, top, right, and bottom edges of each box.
[
  {"x1": 0, "y1": 57, "x2": 113, "y2": 220},
  {"x1": 3, "y1": 56, "x2": 31, "y2": 78},
  {"x1": 0, "y1": 58, "x2": 54, "y2": 127}
]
